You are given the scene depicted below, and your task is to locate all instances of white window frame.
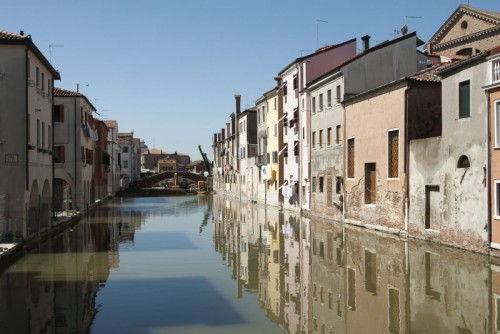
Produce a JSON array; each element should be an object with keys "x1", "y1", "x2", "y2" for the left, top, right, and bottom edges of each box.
[
  {"x1": 495, "y1": 180, "x2": 500, "y2": 220},
  {"x1": 495, "y1": 100, "x2": 500, "y2": 148}
]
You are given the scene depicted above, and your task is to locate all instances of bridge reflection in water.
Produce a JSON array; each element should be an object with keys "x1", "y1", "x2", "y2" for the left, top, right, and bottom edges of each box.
[{"x1": 0, "y1": 195, "x2": 496, "y2": 333}]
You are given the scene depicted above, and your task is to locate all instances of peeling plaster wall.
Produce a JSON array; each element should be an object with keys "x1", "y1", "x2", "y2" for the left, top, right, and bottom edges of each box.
[
  {"x1": 344, "y1": 85, "x2": 407, "y2": 230},
  {"x1": 310, "y1": 73, "x2": 344, "y2": 221},
  {"x1": 409, "y1": 59, "x2": 489, "y2": 253}
]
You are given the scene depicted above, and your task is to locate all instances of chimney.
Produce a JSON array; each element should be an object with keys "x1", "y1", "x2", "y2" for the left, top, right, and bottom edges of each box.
[
  {"x1": 361, "y1": 35, "x2": 370, "y2": 51},
  {"x1": 235, "y1": 94, "x2": 241, "y2": 115}
]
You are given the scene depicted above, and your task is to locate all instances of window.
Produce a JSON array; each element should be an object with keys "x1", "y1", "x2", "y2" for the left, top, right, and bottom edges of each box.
[
  {"x1": 336, "y1": 176, "x2": 342, "y2": 194},
  {"x1": 312, "y1": 97, "x2": 316, "y2": 113},
  {"x1": 274, "y1": 124, "x2": 277, "y2": 136},
  {"x1": 365, "y1": 250, "x2": 377, "y2": 294},
  {"x1": 36, "y1": 119, "x2": 40, "y2": 147},
  {"x1": 36, "y1": 67, "x2": 40, "y2": 87},
  {"x1": 495, "y1": 101, "x2": 500, "y2": 147},
  {"x1": 48, "y1": 125, "x2": 51, "y2": 150},
  {"x1": 54, "y1": 105, "x2": 64, "y2": 122},
  {"x1": 123, "y1": 160, "x2": 129, "y2": 169},
  {"x1": 41, "y1": 72, "x2": 45, "y2": 91},
  {"x1": 274, "y1": 98, "x2": 277, "y2": 109},
  {"x1": 312, "y1": 176, "x2": 317, "y2": 192},
  {"x1": 257, "y1": 110, "x2": 260, "y2": 124},
  {"x1": 336, "y1": 85, "x2": 341, "y2": 102},
  {"x1": 319, "y1": 93, "x2": 323, "y2": 111},
  {"x1": 327, "y1": 89, "x2": 332, "y2": 107},
  {"x1": 312, "y1": 132, "x2": 316, "y2": 149},
  {"x1": 263, "y1": 106, "x2": 266, "y2": 122},
  {"x1": 388, "y1": 130, "x2": 399, "y2": 178},
  {"x1": 42, "y1": 122, "x2": 45, "y2": 148},
  {"x1": 336, "y1": 125, "x2": 341, "y2": 145},
  {"x1": 272, "y1": 151, "x2": 278, "y2": 163},
  {"x1": 293, "y1": 75, "x2": 298, "y2": 90},
  {"x1": 348, "y1": 268, "x2": 356, "y2": 311},
  {"x1": 294, "y1": 140, "x2": 299, "y2": 156},
  {"x1": 365, "y1": 163, "x2": 377, "y2": 204},
  {"x1": 27, "y1": 114, "x2": 31, "y2": 143},
  {"x1": 283, "y1": 81, "x2": 288, "y2": 96},
  {"x1": 347, "y1": 138, "x2": 355, "y2": 178},
  {"x1": 319, "y1": 176, "x2": 324, "y2": 192},
  {"x1": 319, "y1": 130, "x2": 323, "y2": 147},
  {"x1": 459, "y1": 80, "x2": 470, "y2": 118},
  {"x1": 122, "y1": 146, "x2": 129, "y2": 153},
  {"x1": 493, "y1": 59, "x2": 500, "y2": 83},
  {"x1": 327, "y1": 127, "x2": 332, "y2": 146},
  {"x1": 457, "y1": 155, "x2": 470, "y2": 168},
  {"x1": 495, "y1": 181, "x2": 500, "y2": 218},
  {"x1": 54, "y1": 146, "x2": 65, "y2": 163},
  {"x1": 388, "y1": 288, "x2": 401, "y2": 334}
]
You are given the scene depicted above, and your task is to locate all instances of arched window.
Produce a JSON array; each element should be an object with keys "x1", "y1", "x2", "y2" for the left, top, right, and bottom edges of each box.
[{"x1": 457, "y1": 155, "x2": 470, "y2": 168}]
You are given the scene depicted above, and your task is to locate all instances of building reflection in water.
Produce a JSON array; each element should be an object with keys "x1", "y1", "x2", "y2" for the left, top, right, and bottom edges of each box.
[
  {"x1": 0, "y1": 195, "x2": 496, "y2": 333},
  {"x1": 213, "y1": 194, "x2": 493, "y2": 333},
  {"x1": 0, "y1": 199, "x2": 149, "y2": 334}
]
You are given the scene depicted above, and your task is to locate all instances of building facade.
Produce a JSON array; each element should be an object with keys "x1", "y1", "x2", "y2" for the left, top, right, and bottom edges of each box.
[{"x1": 0, "y1": 31, "x2": 60, "y2": 239}]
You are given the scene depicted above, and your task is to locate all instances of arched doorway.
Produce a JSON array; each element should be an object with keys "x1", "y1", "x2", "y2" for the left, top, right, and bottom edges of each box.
[
  {"x1": 27, "y1": 180, "x2": 39, "y2": 237},
  {"x1": 53, "y1": 178, "x2": 73, "y2": 214},
  {"x1": 40, "y1": 180, "x2": 51, "y2": 229}
]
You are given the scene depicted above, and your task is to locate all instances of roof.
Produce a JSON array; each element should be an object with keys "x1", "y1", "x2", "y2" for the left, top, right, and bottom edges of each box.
[
  {"x1": 0, "y1": 30, "x2": 60, "y2": 80},
  {"x1": 308, "y1": 32, "x2": 421, "y2": 87},
  {"x1": 54, "y1": 87, "x2": 97, "y2": 111},
  {"x1": 426, "y1": 5, "x2": 500, "y2": 49},
  {"x1": 145, "y1": 149, "x2": 165, "y2": 155},
  {"x1": 278, "y1": 38, "x2": 357, "y2": 76},
  {"x1": 409, "y1": 61, "x2": 456, "y2": 83},
  {"x1": 103, "y1": 120, "x2": 118, "y2": 129}
]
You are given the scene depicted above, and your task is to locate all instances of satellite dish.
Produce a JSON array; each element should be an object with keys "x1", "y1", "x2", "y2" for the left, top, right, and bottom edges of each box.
[{"x1": 401, "y1": 24, "x2": 408, "y2": 36}]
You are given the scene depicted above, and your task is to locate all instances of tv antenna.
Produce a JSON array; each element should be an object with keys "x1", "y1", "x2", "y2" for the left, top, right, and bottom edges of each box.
[
  {"x1": 48, "y1": 44, "x2": 64, "y2": 62},
  {"x1": 316, "y1": 20, "x2": 328, "y2": 48}
]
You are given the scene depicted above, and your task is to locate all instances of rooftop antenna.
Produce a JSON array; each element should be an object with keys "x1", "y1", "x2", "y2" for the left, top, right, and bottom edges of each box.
[
  {"x1": 316, "y1": 20, "x2": 328, "y2": 49},
  {"x1": 300, "y1": 49, "x2": 312, "y2": 56},
  {"x1": 48, "y1": 44, "x2": 64, "y2": 62},
  {"x1": 398, "y1": 16, "x2": 422, "y2": 36}
]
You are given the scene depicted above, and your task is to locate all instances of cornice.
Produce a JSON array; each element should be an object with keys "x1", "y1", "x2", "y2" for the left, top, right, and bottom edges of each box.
[{"x1": 431, "y1": 25, "x2": 500, "y2": 51}]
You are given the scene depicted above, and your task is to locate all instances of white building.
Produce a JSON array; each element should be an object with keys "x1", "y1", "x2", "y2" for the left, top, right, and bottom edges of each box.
[
  {"x1": 0, "y1": 30, "x2": 60, "y2": 239},
  {"x1": 104, "y1": 120, "x2": 121, "y2": 195}
]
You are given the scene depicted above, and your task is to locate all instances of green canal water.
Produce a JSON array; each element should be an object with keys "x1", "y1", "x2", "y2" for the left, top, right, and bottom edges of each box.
[{"x1": 0, "y1": 195, "x2": 496, "y2": 333}]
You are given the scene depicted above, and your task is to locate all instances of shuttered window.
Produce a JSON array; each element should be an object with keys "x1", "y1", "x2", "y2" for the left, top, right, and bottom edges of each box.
[
  {"x1": 347, "y1": 138, "x2": 355, "y2": 178},
  {"x1": 388, "y1": 130, "x2": 399, "y2": 178},
  {"x1": 459, "y1": 80, "x2": 470, "y2": 118}
]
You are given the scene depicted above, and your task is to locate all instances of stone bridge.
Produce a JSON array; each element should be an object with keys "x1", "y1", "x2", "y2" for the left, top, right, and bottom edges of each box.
[{"x1": 134, "y1": 171, "x2": 207, "y2": 188}]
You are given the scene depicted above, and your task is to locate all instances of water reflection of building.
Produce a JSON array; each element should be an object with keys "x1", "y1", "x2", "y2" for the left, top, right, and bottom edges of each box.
[
  {"x1": 212, "y1": 193, "x2": 498, "y2": 333},
  {"x1": 309, "y1": 218, "x2": 345, "y2": 334},
  {"x1": 409, "y1": 241, "x2": 489, "y2": 333},
  {"x1": 345, "y1": 226, "x2": 408, "y2": 334},
  {"x1": 0, "y1": 209, "x2": 117, "y2": 333}
]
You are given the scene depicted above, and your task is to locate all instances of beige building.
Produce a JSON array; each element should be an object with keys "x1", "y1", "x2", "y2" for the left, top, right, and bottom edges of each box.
[
  {"x1": 53, "y1": 88, "x2": 97, "y2": 213},
  {"x1": 0, "y1": 30, "x2": 60, "y2": 239},
  {"x1": 157, "y1": 158, "x2": 177, "y2": 172},
  {"x1": 426, "y1": 4, "x2": 500, "y2": 57}
]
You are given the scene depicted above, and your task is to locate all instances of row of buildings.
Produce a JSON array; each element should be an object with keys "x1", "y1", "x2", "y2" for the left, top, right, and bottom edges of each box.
[
  {"x1": 0, "y1": 29, "x2": 191, "y2": 243},
  {"x1": 211, "y1": 4, "x2": 500, "y2": 253}
]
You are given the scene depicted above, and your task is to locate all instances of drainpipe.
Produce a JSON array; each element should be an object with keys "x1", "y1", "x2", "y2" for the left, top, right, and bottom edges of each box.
[
  {"x1": 486, "y1": 90, "x2": 492, "y2": 247},
  {"x1": 404, "y1": 83, "x2": 414, "y2": 232},
  {"x1": 74, "y1": 97, "x2": 78, "y2": 211},
  {"x1": 51, "y1": 79, "x2": 55, "y2": 219},
  {"x1": 25, "y1": 46, "x2": 29, "y2": 191}
]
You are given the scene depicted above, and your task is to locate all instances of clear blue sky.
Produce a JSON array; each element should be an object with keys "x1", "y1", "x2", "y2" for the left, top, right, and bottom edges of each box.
[{"x1": 2, "y1": 1, "x2": 499, "y2": 160}]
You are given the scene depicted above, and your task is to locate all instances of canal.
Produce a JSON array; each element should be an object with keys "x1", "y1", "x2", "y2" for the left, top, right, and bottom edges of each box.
[{"x1": 0, "y1": 194, "x2": 496, "y2": 333}]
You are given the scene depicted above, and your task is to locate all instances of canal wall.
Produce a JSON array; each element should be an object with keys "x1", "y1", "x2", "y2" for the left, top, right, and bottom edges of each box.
[{"x1": 0, "y1": 198, "x2": 105, "y2": 270}]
